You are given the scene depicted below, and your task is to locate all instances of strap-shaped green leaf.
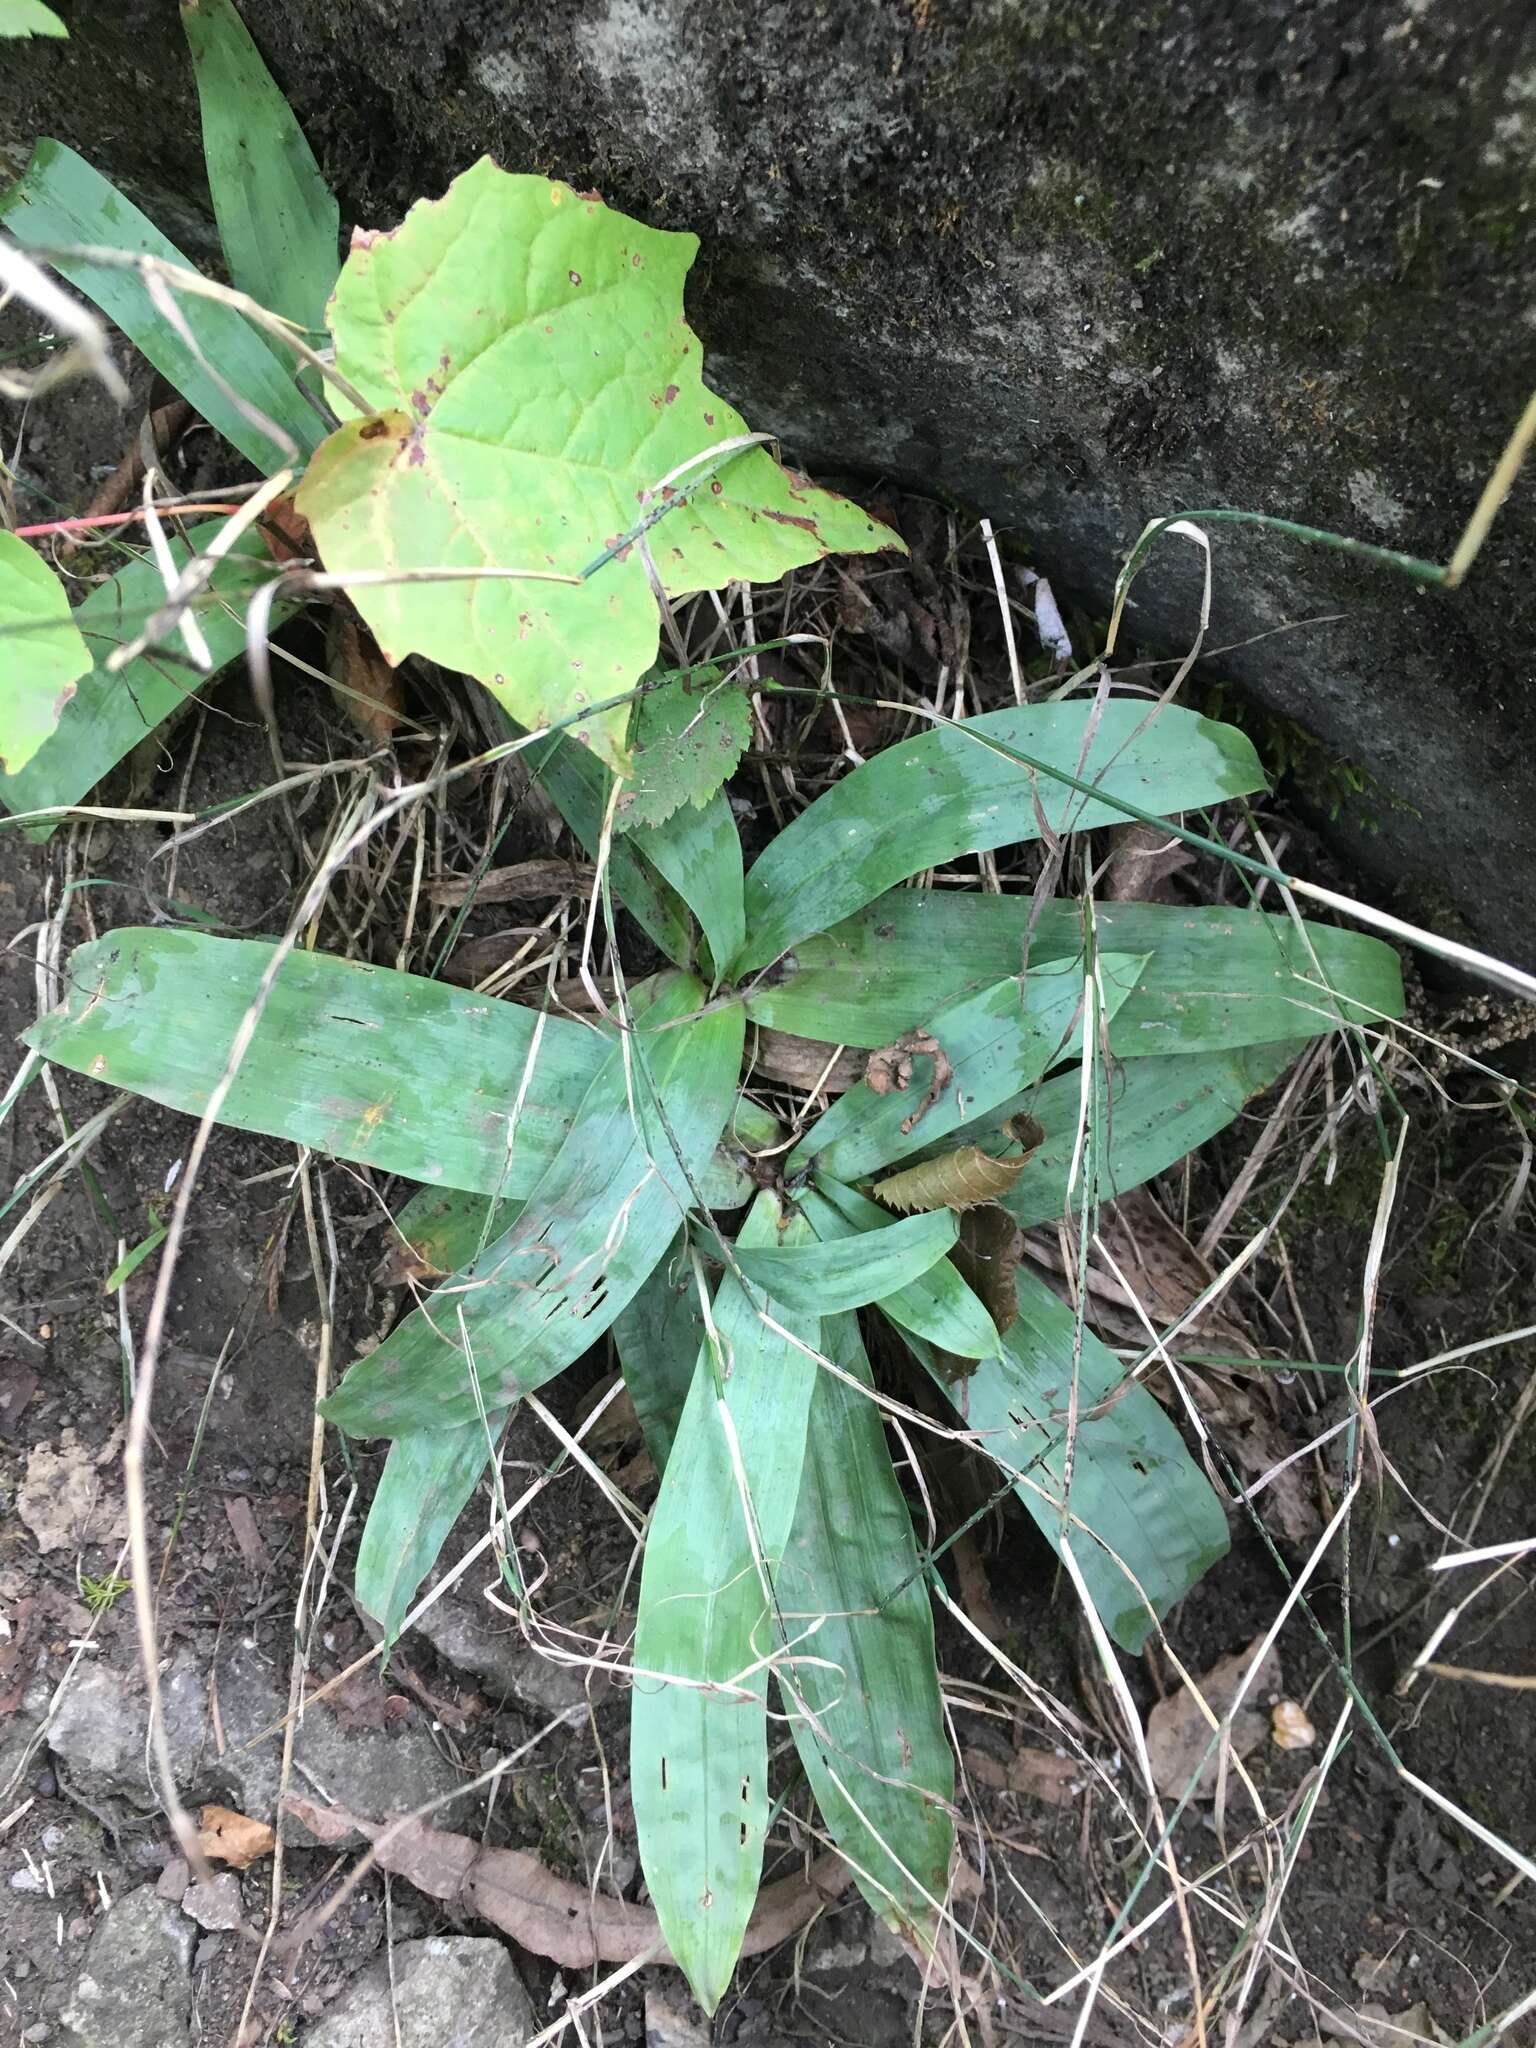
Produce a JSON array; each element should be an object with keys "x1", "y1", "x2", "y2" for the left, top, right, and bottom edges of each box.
[
  {"x1": 778, "y1": 1312, "x2": 954, "y2": 1945},
  {"x1": 0, "y1": 534, "x2": 89, "y2": 776},
  {"x1": 735, "y1": 703, "x2": 1264, "y2": 974},
  {"x1": 296, "y1": 158, "x2": 899, "y2": 774},
  {"x1": 787, "y1": 954, "x2": 1144, "y2": 1184},
  {"x1": 182, "y1": 0, "x2": 339, "y2": 332},
  {"x1": 355, "y1": 1415, "x2": 503, "y2": 1646},
  {"x1": 930, "y1": 1038, "x2": 1303, "y2": 1228},
  {"x1": 733, "y1": 1206, "x2": 957, "y2": 1313},
  {"x1": 803, "y1": 1182, "x2": 1000, "y2": 1359},
  {"x1": 1, "y1": 141, "x2": 324, "y2": 471},
  {"x1": 0, "y1": 528, "x2": 294, "y2": 831},
  {"x1": 894, "y1": 1267, "x2": 1230, "y2": 1652},
  {"x1": 322, "y1": 974, "x2": 744, "y2": 1437},
  {"x1": 743, "y1": 890, "x2": 1402, "y2": 1052},
  {"x1": 26, "y1": 928, "x2": 607, "y2": 1199},
  {"x1": 610, "y1": 1230, "x2": 707, "y2": 1480},
  {"x1": 631, "y1": 1192, "x2": 821, "y2": 2014}
]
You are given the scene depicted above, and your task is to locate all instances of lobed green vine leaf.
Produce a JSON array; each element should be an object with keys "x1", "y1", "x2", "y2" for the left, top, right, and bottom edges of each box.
[{"x1": 295, "y1": 157, "x2": 900, "y2": 774}]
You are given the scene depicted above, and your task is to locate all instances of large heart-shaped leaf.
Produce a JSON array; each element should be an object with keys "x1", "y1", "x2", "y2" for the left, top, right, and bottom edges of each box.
[
  {"x1": 0, "y1": 534, "x2": 90, "y2": 775},
  {"x1": 296, "y1": 158, "x2": 899, "y2": 771}
]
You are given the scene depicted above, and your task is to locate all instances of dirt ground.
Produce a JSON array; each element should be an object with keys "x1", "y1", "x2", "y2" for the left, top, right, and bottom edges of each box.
[{"x1": 3, "y1": 369, "x2": 1536, "y2": 2048}]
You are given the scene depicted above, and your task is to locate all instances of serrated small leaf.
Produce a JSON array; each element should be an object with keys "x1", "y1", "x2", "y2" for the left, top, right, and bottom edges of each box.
[
  {"x1": 872, "y1": 1146, "x2": 1028, "y2": 1214},
  {"x1": 296, "y1": 158, "x2": 899, "y2": 773},
  {"x1": 0, "y1": 533, "x2": 90, "y2": 774},
  {"x1": 615, "y1": 669, "x2": 751, "y2": 831}
]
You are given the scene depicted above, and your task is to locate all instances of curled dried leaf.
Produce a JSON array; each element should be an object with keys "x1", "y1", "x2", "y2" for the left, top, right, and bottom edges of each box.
[
  {"x1": 197, "y1": 1805, "x2": 276, "y2": 1870},
  {"x1": 950, "y1": 1203, "x2": 1022, "y2": 1338},
  {"x1": 873, "y1": 1147, "x2": 1026, "y2": 1214}
]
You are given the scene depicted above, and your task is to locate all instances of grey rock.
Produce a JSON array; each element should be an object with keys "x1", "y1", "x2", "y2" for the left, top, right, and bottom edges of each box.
[
  {"x1": 302, "y1": 1936, "x2": 536, "y2": 2048},
  {"x1": 57, "y1": 1887, "x2": 194, "y2": 2048},
  {"x1": 181, "y1": 1871, "x2": 243, "y2": 1931},
  {"x1": 5, "y1": 2, "x2": 1536, "y2": 959},
  {"x1": 407, "y1": 1579, "x2": 602, "y2": 1719},
  {"x1": 47, "y1": 1645, "x2": 468, "y2": 1847},
  {"x1": 153, "y1": 1858, "x2": 190, "y2": 1903}
]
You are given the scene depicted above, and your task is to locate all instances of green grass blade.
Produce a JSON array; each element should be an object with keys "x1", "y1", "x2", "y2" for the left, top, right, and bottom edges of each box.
[
  {"x1": 322, "y1": 974, "x2": 744, "y2": 1437},
  {"x1": 787, "y1": 954, "x2": 1144, "y2": 1184},
  {"x1": 895, "y1": 1267, "x2": 1231, "y2": 1652},
  {"x1": 0, "y1": 529, "x2": 295, "y2": 831},
  {"x1": 610, "y1": 1230, "x2": 706, "y2": 1479},
  {"x1": 734, "y1": 1206, "x2": 957, "y2": 1313},
  {"x1": 803, "y1": 1181, "x2": 1000, "y2": 1358},
  {"x1": 735, "y1": 703, "x2": 1263, "y2": 974},
  {"x1": 1, "y1": 140, "x2": 323, "y2": 470},
  {"x1": 779, "y1": 1311, "x2": 954, "y2": 1945},
  {"x1": 744, "y1": 891, "x2": 1402, "y2": 1052},
  {"x1": 26, "y1": 928, "x2": 607, "y2": 1199},
  {"x1": 355, "y1": 1416, "x2": 502, "y2": 1646},
  {"x1": 631, "y1": 1192, "x2": 821, "y2": 2013},
  {"x1": 182, "y1": 0, "x2": 339, "y2": 333}
]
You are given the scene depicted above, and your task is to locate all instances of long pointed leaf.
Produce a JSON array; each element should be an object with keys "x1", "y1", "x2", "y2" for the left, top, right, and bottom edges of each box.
[
  {"x1": 322, "y1": 975, "x2": 744, "y2": 1437},
  {"x1": 631, "y1": 1192, "x2": 820, "y2": 2013},
  {"x1": 183, "y1": 0, "x2": 339, "y2": 332},
  {"x1": 0, "y1": 533, "x2": 89, "y2": 775},
  {"x1": 779, "y1": 1312, "x2": 954, "y2": 1944},
  {"x1": 964, "y1": 1039, "x2": 1303, "y2": 1228},
  {"x1": 1, "y1": 140, "x2": 323, "y2": 470},
  {"x1": 744, "y1": 890, "x2": 1402, "y2": 1052},
  {"x1": 735, "y1": 704, "x2": 1263, "y2": 974},
  {"x1": 610, "y1": 1230, "x2": 706, "y2": 1479},
  {"x1": 26, "y1": 928, "x2": 606, "y2": 1199},
  {"x1": 0, "y1": 529, "x2": 295, "y2": 831},
  {"x1": 733, "y1": 1206, "x2": 957, "y2": 1313},
  {"x1": 355, "y1": 1416, "x2": 502, "y2": 1646},
  {"x1": 894, "y1": 1268, "x2": 1230, "y2": 1652},
  {"x1": 804, "y1": 1181, "x2": 1000, "y2": 1359},
  {"x1": 787, "y1": 954, "x2": 1143, "y2": 1184}
]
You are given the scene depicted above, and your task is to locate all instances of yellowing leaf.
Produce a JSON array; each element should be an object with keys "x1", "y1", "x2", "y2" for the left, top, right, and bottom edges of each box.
[
  {"x1": 0, "y1": 534, "x2": 91, "y2": 775},
  {"x1": 296, "y1": 158, "x2": 900, "y2": 772}
]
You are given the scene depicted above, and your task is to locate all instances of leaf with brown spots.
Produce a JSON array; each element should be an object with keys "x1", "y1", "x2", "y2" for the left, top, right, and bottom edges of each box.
[{"x1": 296, "y1": 159, "x2": 900, "y2": 773}]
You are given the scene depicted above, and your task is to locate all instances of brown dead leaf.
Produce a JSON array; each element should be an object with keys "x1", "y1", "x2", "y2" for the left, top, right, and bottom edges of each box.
[
  {"x1": 949, "y1": 1204, "x2": 1021, "y2": 1340},
  {"x1": 17, "y1": 1430, "x2": 127, "y2": 1554},
  {"x1": 951, "y1": 1528, "x2": 1004, "y2": 1642},
  {"x1": 864, "y1": 1027, "x2": 953, "y2": 1134},
  {"x1": 747, "y1": 1028, "x2": 865, "y2": 1096},
  {"x1": 428, "y1": 859, "x2": 596, "y2": 908},
  {"x1": 1009, "y1": 1748, "x2": 1081, "y2": 1806},
  {"x1": 327, "y1": 603, "x2": 405, "y2": 744},
  {"x1": 224, "y1": 1497, "x2": 269, "y2": 1574},
  {"x1": 198, "y1": 1805, "x2": 276, "y2": 1870},
  {"x1": 1094, "y1": 1189, "x2": 1257, "y2": 1355},
  {"x1": 964, "y1": 1750, "x2": 1008, "y2": 1791},
  {"x1": 282, "y1": 1796, "x2": 849, "y2": 1968},
  {"x1": 1145, "y1": 1635, "x2": 1281, "y2": 1799},
  {"x1": 1103, "y1": 820, "x2": 1194, "y2": 902}
]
